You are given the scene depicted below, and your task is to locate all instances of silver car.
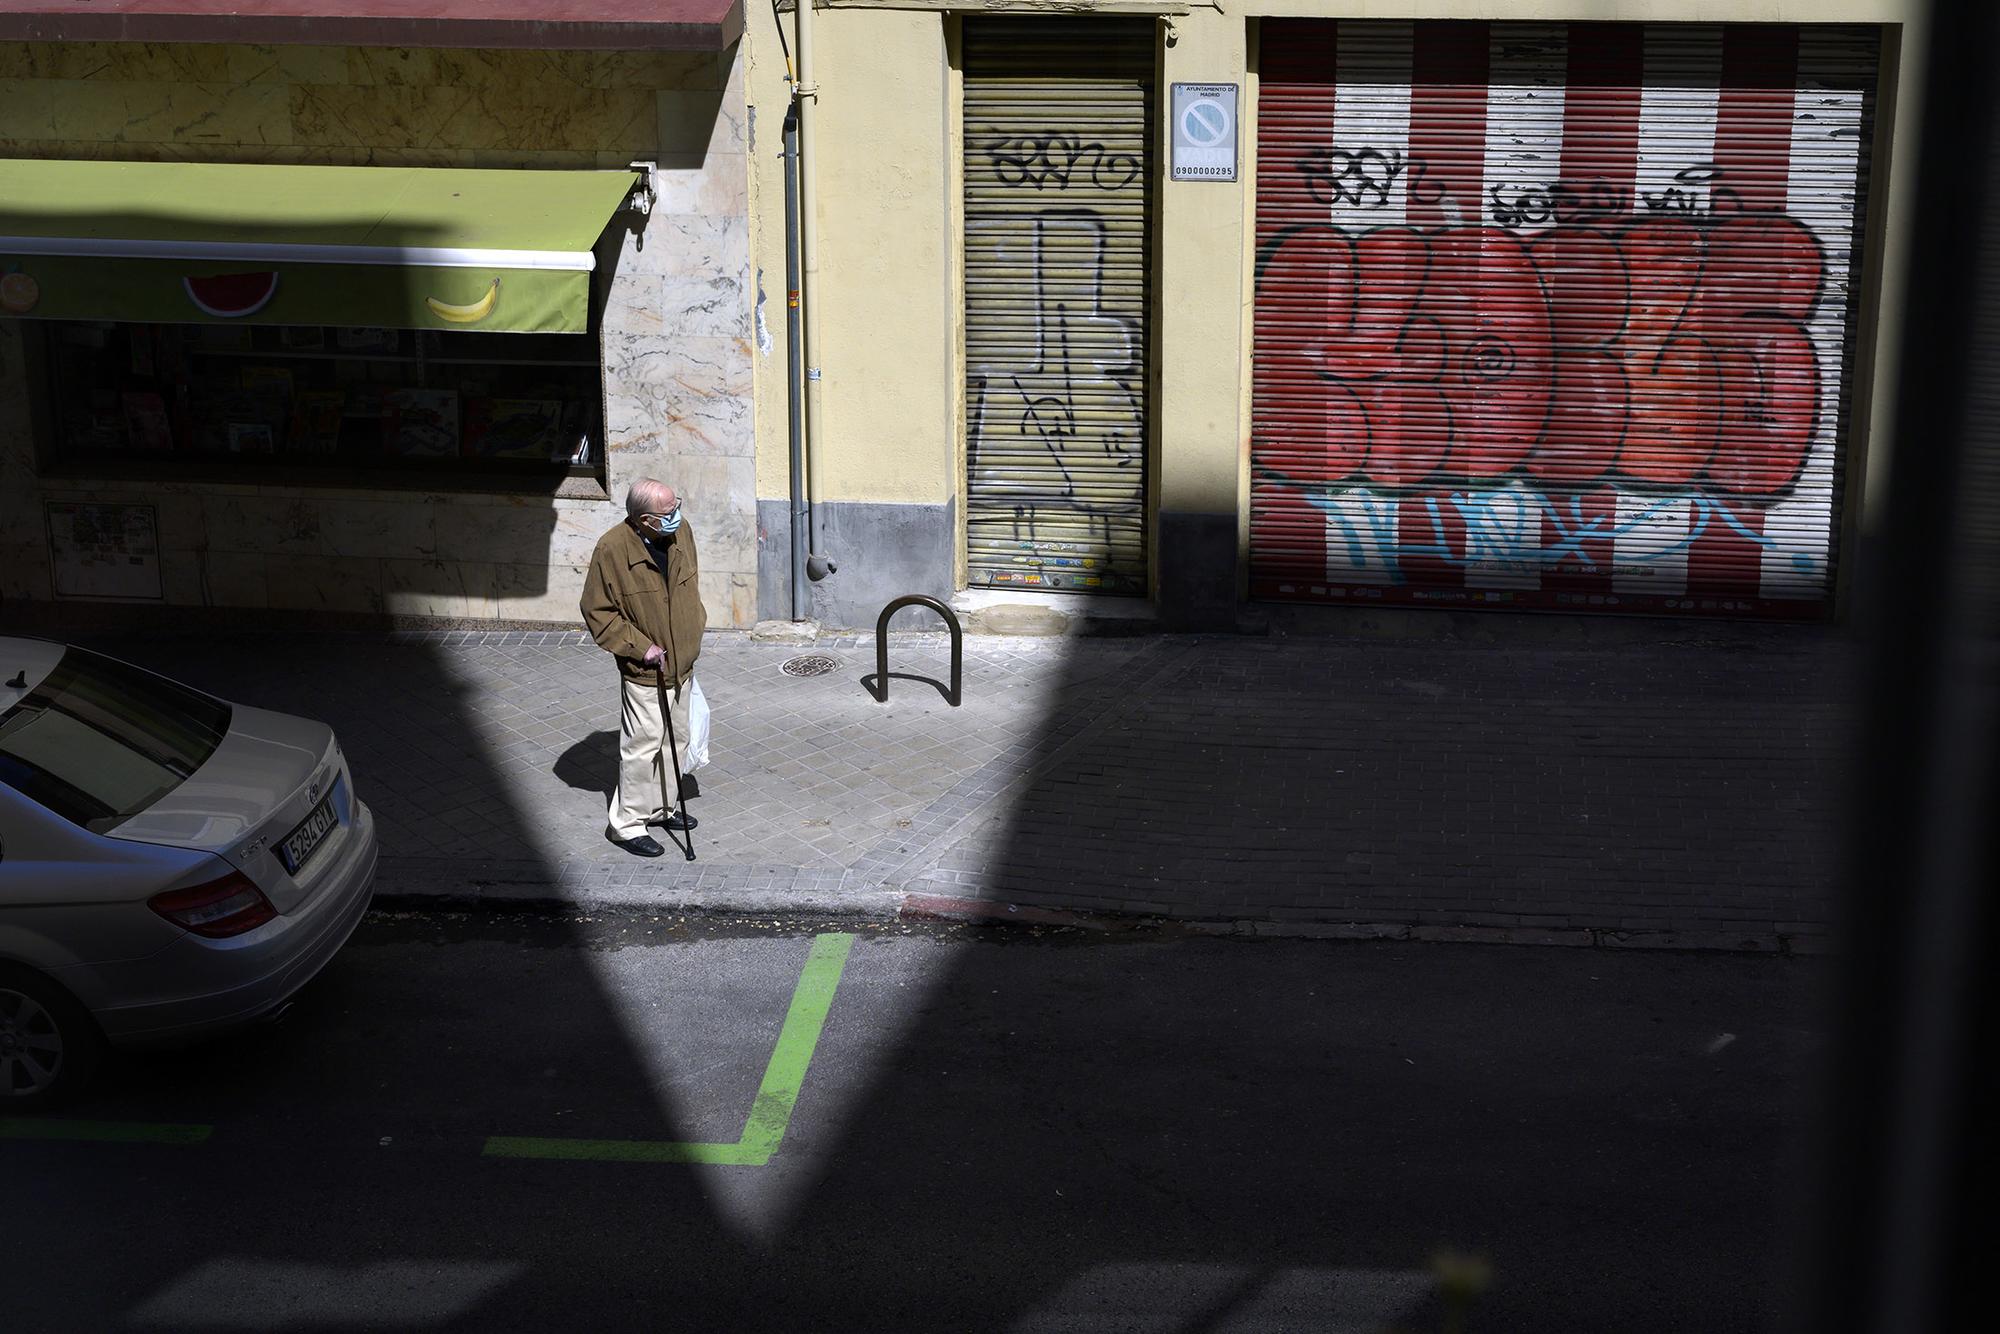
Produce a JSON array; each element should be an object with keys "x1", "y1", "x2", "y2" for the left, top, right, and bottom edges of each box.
[{"x1": 0, "y1": 637, "x2": 377, "y2": 1108}]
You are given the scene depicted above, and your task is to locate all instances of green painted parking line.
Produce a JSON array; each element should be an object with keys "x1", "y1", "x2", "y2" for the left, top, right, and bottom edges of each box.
[
  {"x1": 485, "y1": 932, "x2": 856, "y2": 1167},
  {"x1": 0, "y1": 1117, "x2": 212, "y2": 1145}
]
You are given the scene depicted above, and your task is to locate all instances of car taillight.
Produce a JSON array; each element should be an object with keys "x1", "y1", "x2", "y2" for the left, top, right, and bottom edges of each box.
[{"x1": 149, "y1": 872, "x2": 277, "y2": 938}]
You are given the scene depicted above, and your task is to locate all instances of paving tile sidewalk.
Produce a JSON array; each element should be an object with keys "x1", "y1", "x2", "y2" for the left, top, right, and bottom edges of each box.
[{"x1": 65, "y1": 622, "x2": 1854, "y2": 950}]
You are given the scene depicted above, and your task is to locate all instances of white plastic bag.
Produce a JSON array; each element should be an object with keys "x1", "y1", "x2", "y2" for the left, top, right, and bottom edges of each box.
[{"x1": 687, "y1": 673, "x2": 711, "y2": 770}]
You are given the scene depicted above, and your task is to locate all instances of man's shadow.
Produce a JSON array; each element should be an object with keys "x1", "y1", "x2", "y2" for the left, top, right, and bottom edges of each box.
[
  {"x1": 554, "y1": 731, "x2": 618, "y2": 797},
  {"x1": 555, "y1": 730, "x2": 698, "y2": 800}
]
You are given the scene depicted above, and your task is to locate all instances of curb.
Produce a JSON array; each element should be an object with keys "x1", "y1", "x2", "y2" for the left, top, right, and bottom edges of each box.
[
  {"x1": 364, "y1": 888, "x2": 1832, "y2": 960},
  {"x1": 894, "y1": 894, "x2": 1828, "y2": 954},
  {"x1": 367, "y1": 886, "x2": 1830, "y2": 954}
]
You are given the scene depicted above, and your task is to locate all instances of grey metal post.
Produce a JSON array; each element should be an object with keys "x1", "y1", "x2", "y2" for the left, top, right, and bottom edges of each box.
[{"x1": 783, "y1": 108, "x2": 809, "y2": 621}]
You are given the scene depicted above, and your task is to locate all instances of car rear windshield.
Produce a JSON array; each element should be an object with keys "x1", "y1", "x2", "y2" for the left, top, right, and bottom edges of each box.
[{"x1": 0, "y1": 647, "x2": 231, "y2": 833}]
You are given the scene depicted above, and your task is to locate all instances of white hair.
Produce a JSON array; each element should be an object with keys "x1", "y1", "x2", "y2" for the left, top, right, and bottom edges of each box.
[{"x1": 625, "y1": 478, "x2": 675, "y2": 519}]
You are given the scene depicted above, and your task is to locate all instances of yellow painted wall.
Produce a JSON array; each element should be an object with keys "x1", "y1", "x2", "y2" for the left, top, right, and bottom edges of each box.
[
  {"x1": 748, "y1": 5, "x2": 956, "y2": 508},
  {"x1": 1157, "y1": 9, "x2": 1250, "y2": 522}
]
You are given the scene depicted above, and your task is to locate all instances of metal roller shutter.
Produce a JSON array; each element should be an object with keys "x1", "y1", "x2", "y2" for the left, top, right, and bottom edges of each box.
[
  {"x1": 1251, "y1": 20, "x2": 1879, "y2": 619},
  {"x1": 963, "y1": 18, "x2": 1153, "y2": 595}
]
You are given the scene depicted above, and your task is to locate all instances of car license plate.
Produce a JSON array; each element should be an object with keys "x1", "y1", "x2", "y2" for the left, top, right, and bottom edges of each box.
[{"x1": 279, "y1": 795, "x2": 338, "y2": 875}]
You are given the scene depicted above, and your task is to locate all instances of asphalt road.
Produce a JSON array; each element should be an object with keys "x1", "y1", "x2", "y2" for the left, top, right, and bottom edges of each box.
[{"x1": 5, "y1": 911, "x2": 1824, "y2": 1333}]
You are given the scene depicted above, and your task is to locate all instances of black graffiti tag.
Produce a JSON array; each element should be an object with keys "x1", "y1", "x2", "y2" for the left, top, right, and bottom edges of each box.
[
  {"x1": 985, "y1": 132, "x2": 1141, "y2": 192},
  {"x1": 1299, "y1": 146, "x2": 1407, "y2": 208},
  {"x1": 1641, "y1": 163, "x2": 1782, "y2": 219},
  {"x1": 1489, "y1": 177, "x2": 1634, "y2": 228},
  {"x1": 966, "y1": 212, "x2": 1145, "y2": 570}
]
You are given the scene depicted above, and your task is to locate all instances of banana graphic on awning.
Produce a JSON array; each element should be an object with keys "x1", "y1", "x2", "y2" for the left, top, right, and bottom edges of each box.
[{"x1": 426, "y1": 277, "x2": 499, "y2": 324}]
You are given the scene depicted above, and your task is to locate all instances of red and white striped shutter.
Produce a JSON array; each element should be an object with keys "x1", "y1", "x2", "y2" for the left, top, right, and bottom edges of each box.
[{"x1": 1251, "y1": 20, "x2": 1877, "y2": 618}]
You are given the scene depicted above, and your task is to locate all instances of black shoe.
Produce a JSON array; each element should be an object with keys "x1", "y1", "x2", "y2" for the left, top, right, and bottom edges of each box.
[
  {"x1": 608, "y1": 830, "x2": 666, "y2": 858},
  {"x1": 649, "y1": 809, "x2": 698, "y2": 832}
]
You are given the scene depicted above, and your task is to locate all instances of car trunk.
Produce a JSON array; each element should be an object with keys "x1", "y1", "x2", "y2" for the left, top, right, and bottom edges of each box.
[{"x1": 106, "y1": 705, "x2": 350, "y2": 915}]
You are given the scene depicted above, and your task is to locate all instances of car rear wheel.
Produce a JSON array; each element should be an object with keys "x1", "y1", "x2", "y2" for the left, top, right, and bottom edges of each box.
[{"x1": 0, "y1": 966, "x2": 103, "y2": 1111}]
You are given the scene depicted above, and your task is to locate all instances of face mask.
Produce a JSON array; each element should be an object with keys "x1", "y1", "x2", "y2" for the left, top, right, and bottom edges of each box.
[{"x1": 646, "y1": 508, "x2": 682, "y2": 536}]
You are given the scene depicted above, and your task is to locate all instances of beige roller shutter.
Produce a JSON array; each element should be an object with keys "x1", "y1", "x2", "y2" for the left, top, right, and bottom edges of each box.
[{"x1": 962, "y1": 17, "x2": 1154, "y2": 595}]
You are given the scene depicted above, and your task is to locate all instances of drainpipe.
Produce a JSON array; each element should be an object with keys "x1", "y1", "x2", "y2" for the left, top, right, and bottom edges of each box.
[
  {"x1": 783, "y1": 107, "x2": 809, "y2": 619},
  {"x1": 796, "y1": 0, "x2": 835, "y2": 586}
]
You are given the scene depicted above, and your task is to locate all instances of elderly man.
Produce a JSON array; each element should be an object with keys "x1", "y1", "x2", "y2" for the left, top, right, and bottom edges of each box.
[{"x1": 581, "y1": 478, "x2": 708, "y2": 858}]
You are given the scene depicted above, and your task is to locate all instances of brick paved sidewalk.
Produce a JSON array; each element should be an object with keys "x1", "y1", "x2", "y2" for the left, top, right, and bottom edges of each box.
[{"x1": 65, "y1": 620, "x2": 1853, "y2": 951}]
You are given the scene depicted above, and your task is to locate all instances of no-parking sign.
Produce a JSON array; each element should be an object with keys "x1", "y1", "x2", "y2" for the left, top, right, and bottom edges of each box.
[{"x1": 1171, "y1": 83, "x2": 1238, "y2": 182}]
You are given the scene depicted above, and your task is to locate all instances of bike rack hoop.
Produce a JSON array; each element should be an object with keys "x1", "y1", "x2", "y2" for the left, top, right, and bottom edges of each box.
[{"x1": 872, "y1": 594, "x2": 962, "y2": 707}]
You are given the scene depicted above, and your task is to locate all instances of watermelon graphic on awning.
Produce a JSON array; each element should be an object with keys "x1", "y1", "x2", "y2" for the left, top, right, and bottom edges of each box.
[{"x1": 184, "y1": 272, "x2": 278, "y2": 318}]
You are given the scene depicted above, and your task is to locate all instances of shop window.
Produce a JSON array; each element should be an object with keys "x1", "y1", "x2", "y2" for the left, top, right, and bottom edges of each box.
[{"x1": 38, "y1": 321, "x2": 604, "y2": 484}]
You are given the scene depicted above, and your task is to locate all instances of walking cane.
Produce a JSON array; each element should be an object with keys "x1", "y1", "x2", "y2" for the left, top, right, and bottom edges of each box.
[{"x1": 656, "y1": 665, "x2": 697, "y2": 862}]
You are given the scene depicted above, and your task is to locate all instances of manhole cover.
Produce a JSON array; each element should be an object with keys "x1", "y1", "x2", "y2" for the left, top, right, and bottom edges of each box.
[{"x1": 780, "y1": 653, "x2": 841, "y2": 678}]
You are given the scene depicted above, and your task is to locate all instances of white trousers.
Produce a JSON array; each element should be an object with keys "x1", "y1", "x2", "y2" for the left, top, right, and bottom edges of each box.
[{"x1": 608, "y1": 674, "x2": 692, "y2": 838}]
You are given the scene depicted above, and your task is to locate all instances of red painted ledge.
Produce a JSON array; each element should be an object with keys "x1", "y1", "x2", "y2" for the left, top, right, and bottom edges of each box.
[{"x1": 0, "y1": 0, "x2": 744, "y2": 51}]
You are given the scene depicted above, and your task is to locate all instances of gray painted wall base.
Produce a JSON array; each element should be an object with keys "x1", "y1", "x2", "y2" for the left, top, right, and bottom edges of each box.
[
  {"x1": 758, "y1": 497, "x2": 956, "y2": 629},
  {"x1": 1157, "y1": 510, "x2": 1238, "y2": 630}
]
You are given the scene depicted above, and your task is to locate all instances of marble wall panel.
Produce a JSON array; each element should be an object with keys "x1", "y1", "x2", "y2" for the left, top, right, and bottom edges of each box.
[
  {"x1": 0, "y1": 42, "x2": 234, "y2": 83},
  {"x1": 431, "y1": 499, "x2": 567, "y2": 568},
  {"x1": 0, "y1": 80, "x2": 55, "y2": 139},
  {"x1": 620, "y1": 212, "x2": 752, "y2": 339},
  {"x1": 463, "y1": 149, "x2": 605, "y2": 171},
  {"x1": 0, "y1": 45, "x2": 47, "y2": 78},
  {"x1": 0, "y1": 543, "x2": 51, "y2": 600},
  {"x1": 145, "y1": 491, "x2": 207, "y2": 551},
  {"x1": 658, "y1": 456, "x2": 755, "y2": 561},
  {"x1": 199, "y1": 551, "x2": 270, "y2": 608},
  {"x1": 586, "y1": 51, "x2": 722, "y2": 93},
  {"x1": 493, "y1": 560, "x2": 591, "y2": 624},
  {"x1": 641, "y1": 151, "x2": 750, "y2": 219},
  {"x1": 602, "y1": 399, "x2": 664, "y2": 463},
  {"x1": 616, "y1": 205, "x2": 749, "y2": 279},
  {"x1": 157, "y1": 548, "x2": 206, "y2": 606},
  {"x1": 550, "y1": 499, "x2": 624, "y2": 568},
  {"x1": 286, "y1": 84, "x2": 473, "y2": 151},
  {"x1": 343, "y1": 47, "x2": 452, "y2": 89},
  {"x1": 602, "y1": 333, "x2": 754, "y2": 460},
  {"x1": 695, "y1": 498, "x2": 759, "y2": 580},
  {"x1": 607, "y1": 331, "x2": 754, "y2": 396},
  {"x1": 600, "y1": 270, "x2": 669, "y2": 338},
  {"x1": 224, "y1": 45, "x2": 351, "y2": 87},
  {"x1": 261, "y1": 554, "x2": 388, "y2": 614},
  {"x1": 383, "y1": 557, "x2": 499, "y2": 619},
  {"x1": 724, "y1": 571, "x2": 758, "y2": 628},
  {"x1": 659, "y1": 268, "x2": 753, "y2": 342},
  {"x1": 0, "y1": 140, "x2": 390, "y2": 166},
  {"x1": 0, "y1": 325, "x2": 35, "y2": 478},
  {"x1": 656, "y1": 89, "x2": 744, "y2": 159},
  {"x1": 439, "y1": 86, "x2": 658, "y2": 155},
  {"x1": 50, "y1": 80, "x2": 290, "y2": 147},
  {"x1": 605, "y1": 381, "x2": 750, "y2": 461},
  {"x1": 188, "y1": 494, "x2": 321, "y2": 557},
  {"x1": 698, "y1": 569, "x2": 758, "y2": 629},
  {"x1": 419, "y1": 49, "x2": 522, "y2": 89},
  {"x1": 311, "y1": 498, "x2": 440, "y2": 561}
]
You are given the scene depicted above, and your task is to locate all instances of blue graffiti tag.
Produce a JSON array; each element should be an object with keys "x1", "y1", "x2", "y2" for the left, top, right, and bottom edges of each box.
[{"x1": 1257, "y1": 467, "x2": 1821, "y2": 586}]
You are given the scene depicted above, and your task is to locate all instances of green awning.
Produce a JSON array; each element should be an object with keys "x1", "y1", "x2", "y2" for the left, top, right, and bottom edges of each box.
[{"x1": 0, "y1": 159, "x2": 640, "y2": 335}]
